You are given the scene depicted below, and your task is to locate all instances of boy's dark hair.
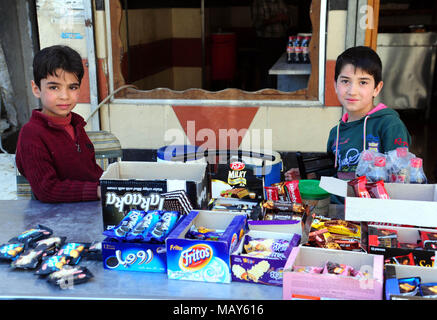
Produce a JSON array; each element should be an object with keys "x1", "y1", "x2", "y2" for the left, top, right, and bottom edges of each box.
[
  {"x1": 33, "y1": 45, "x2": 84, "y2": 88},
  {"x1": 335, "y1": 46, "x2": 382, "y2": 87}
]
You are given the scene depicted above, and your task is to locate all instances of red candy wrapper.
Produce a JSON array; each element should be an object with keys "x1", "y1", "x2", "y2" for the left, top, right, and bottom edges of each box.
[
  {"x1": 264, "y1": 186, "x2": 279, "y2": 201},
  {"x1": 283, "y1": 180, "x2": 302, "y2": 204},
  {"x1": 348, "y1": 176, "x2": 371, "y2": 198},
  {"x1": 419, "y1": 231, "x2": 437, "y2": 250},
  {"x1": 366, "y1": 180, "x2": 390, "y2": 199},
  {"x1": 385, "y1": 253, "x2": 415, "y2": 266}
]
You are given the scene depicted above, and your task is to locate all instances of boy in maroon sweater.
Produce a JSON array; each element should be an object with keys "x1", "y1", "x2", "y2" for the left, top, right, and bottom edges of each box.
[{"x1": 16, "y1": 45, "x2": 103, "y2": 202}]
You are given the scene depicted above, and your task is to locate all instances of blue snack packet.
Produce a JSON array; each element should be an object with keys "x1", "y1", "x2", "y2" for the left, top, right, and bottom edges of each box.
[
  {"x1": 0, "y1": 243, "x2": 25, "y2": 261},
  {"x1": 148, "y1": 211, "x2": 179, "y2": 243},
  {"x1": 35, "y1": 254, "x2": 71, "y2": 275},
  {"x1": 125, "y1": 210, "x2": 162, "y2": 242},
  {"x1": 103, "y1": 210, "x2": 146, "y2": 240},
  {"x1": 398, "y1": 277, "x2": 421, "y2": 296},
  {"x1": 9, "y1": 225, "x2": 53, "y2": 247},
  {"x1": 57, "y1": 242, "x2": 90, "y2": 265}
]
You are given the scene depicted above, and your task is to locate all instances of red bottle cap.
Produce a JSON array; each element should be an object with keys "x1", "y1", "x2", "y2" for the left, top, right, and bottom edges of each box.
[
  {"x1": 374, "y1": 156, "x2": 386, "y2": 167},
  {"x1": 410, "y1": 157, "x2": 422, "y2": 168},
  {"x1": 396, "y1": 147, "x2": 408, "y2": 158}
]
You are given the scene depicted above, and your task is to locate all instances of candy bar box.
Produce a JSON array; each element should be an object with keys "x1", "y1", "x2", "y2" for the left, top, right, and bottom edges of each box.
[
  {"x1": 100, "y1": 161, "x2": 209, "y2": 231},
  {"x1": 209, "y1": 150, "x2": 282, "y2": 201},
  {"x1": 282, "y1": 246, "x2": 384, "y2": 300},
  {"x1": 230, "y1": 220, "x2": 301, "y2": 286},
  {"x1": 166, "y1": 210, "x2": 247, "y2": 283},
  {"x1": 102, "y1": 239, "x2": 167, "y2": 273},
  {"x1": 320, "y1": 177, "x2": 437, "y2": 227},
  {"x1": 385, "y1": 264, "x2": 437, "y2": 300},
  {"x1": 101, "y1": 209, "x2": 184, "y2": 273},
  {"x1": 364, "y1": 224, "x2": 437, "y2": 268}
]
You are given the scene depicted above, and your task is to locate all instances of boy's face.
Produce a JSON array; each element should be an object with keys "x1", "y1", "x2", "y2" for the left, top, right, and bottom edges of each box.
[
  {"x1": 334, "y1": 64, "x2": 383, "y2": 122},
  {"x1": 31, "y1": 69, "x2": 81, "y2": 118}
]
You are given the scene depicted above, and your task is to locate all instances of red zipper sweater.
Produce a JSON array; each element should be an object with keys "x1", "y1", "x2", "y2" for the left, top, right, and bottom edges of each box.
[{"x1": 16, "y1": 109, "x2": 103, "y2": 203}]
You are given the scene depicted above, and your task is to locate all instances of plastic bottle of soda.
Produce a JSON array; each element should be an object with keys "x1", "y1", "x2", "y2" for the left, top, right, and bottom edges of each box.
[
  {"x1": 408, "y1": 157, "x2": 427, "y2": 184},
  {"x1": 286, "y1": 36, "x2": 295, "y2": 63},
  {"x1": 293, "y1": 36, "x2": 302, "y2": 63},
  {"x1": 367, "y1": 156, "x2": 388, "y2": 182},
  {"x1": 301, "y1": 36, "x2": 311, "y2": 63}
]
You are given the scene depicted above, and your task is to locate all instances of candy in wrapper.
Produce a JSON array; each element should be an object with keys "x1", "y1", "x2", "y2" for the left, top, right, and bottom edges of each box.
[
  {"x1": 244, "y1": 237, "x2": 290, "y2": 253},
  {"x1": 9, "y1": 225, "x2": 53, "y2": 247},
  {"x1": 0, "y1": 243, "x2": 25, "y2": 260},
  {"x1": 264, "y1": 186, "x2": 279, "y2": 201},
  {"x1": 348, "y1": 176, "x2": 371, "y2": 198},
  {"x1": 419, "y1": 231, "x2": 437, "y2": 250},
  {"x1": 125, "y1": 210, "x2": 162, "y2": 241},
  {"x1": 284, "y1": 180, "x2": 302, "y2": 204},
  {"x1": 419, "y1": 283, "x2": 437, "y2": 298},
  {"x1": 271, "y1": 182, "x2": 289, "y2": 201},
  {"x1": 241, "y1": 251, "x2": 287, "y2": 260},
  {"x1": 398, "y1": 277, "x2": 420, "y2": 295},
  {"x1": 322, "y1": 261, "x2": 353, "y2": 277},
  {"x1": 35, "y1": 254, "x2": 71, "y2": 275},
  {"x1": 330, "y1": 235, "x2": 361, "y2": 251},
  {"x1": 84, "y1": 241, "x2": 102, "y2": 261},
  {"x1": 385, "y1": 253, "x2": 415, "y2": 266},
  {"x1": 57, "y1": 242, "x2": 89, "y2": 264},
  {"x1": 148, "y1": 211, "x2": 179, "y2": 242},
  {"x1": 11, "y1": 237, "x2": 66, "y2": 269},
  {"x1": 103, "y1": 209, "x2": 146, "y2": 240},
  {"x1": 368, "y1": 227, "x2": 398, "y2": 248},
  {"x1": 47, "y1": 265, "x2": 94, "y2": 289},
  {"x1": 293, "y1": 265, "x2": 323, "y2": 273},
  {"x1": 323, "y1": 220, "x2": 360, "y2": 238},
  {"x1": 366, "y1": 180, "x2": 390, "y2": 199},
  {"x1": 186, "y1": 226, "x2": 224, "y2": 241}
]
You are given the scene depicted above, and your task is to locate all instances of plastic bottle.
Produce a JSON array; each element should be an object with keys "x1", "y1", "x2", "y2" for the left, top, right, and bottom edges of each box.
[
  {"x1": 293, "y1": 36, "x2": 302, "y2": 63},
  {"x1": 301, "y1": 36, "x2": 311, "y2": 63},
  {"x1": 286, "y1": 36, "x2": 295, "y2": 64},
  {"x1": 367, "y1": 156, "x2": 388, "y2": 182},
  {"x1": 408, "y1": 157, "x2": 427, "y2": 184},
  {"x1": 388, "y1": 147, "x2": 411, "y2": 183},
  {"x1": 356, "y1": 149, "x2": 375, "y2": 178}
]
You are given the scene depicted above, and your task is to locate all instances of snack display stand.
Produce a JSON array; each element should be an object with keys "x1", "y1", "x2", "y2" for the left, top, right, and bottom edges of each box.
[
  {"x1": 2, "y1": 147, "x2": 436, "y2": 301},
  {"x1": 0, "y1": 200, "x2": 282, "y2": 300}
]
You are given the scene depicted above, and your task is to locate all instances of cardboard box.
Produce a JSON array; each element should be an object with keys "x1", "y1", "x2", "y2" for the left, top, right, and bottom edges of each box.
[
  {"x1": 100, "y1": 161, "x2": 209, "y2": 231},
  {"x1": 230, "y1": 220, "x2": 302, "y2": 286},
  {"x1": 102, "y1": 238, "x2": 167, "y2": 273},
  {"x1": 366, "y1": 224, "x2": 437, "y2": 267},
  {"x1": 385, "y1": 264, "x2": 437, "y2": 300},
  {"x1": 283, "y1": 246, "x2": 384, "y2": 300},
  {"x1": 320, "y1": 177, "x2": 437, "y2": 228},
  {"x1": 166, "y1": 210, "x2": 247, "y2": 283}
]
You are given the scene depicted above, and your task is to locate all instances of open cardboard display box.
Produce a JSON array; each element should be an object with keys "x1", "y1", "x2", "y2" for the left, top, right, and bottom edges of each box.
[
  {"x1": 100, "y1": 161, "x2": 209, "y2": 230},
  {"x1": 320, "y1": 177, "x2": 437, "y2": 264},
  {"x1": 283, "y1": 246, "x2": 384, "y2": 300},
  {"x1": 230, "y1": 220, "x2": 302, "y2": 286},
  {"x1": 366, "y1": 224, "x2": 437, "y2": 267},
  {"x1": 319, "y1": 177, "x2": 437, "y2": 228},
  {"x1": 166, "y1": 210, "x2": 247, "y2": 283},
  {"x1": 385, "y1": 264, "x2": 437, "y2": 300}
]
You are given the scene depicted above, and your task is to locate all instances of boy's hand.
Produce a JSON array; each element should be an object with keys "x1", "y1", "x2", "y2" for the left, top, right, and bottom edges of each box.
[
  {"x1": 284, "y1": 168, "x2": 301, "y2": 181},
  {"x1": 97, "y1": 186, "x2": 101, "y2": 199},
  {"x1": 284, "y1": 168, "x2": 317, "y2": 181}
]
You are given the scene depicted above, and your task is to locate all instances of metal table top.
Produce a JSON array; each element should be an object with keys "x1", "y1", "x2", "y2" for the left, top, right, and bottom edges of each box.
[{"x1": 0, "y1": 200, "x2": 283, "y2": 300}]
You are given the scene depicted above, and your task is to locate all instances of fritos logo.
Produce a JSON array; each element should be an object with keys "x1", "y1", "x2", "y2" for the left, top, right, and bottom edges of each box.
[
  {"x1": 230, "y1": 162, "x2": 245, "y2": 171},
  {"x1": 179, "y1": 244, "x2": 212, "y2": 271}
]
